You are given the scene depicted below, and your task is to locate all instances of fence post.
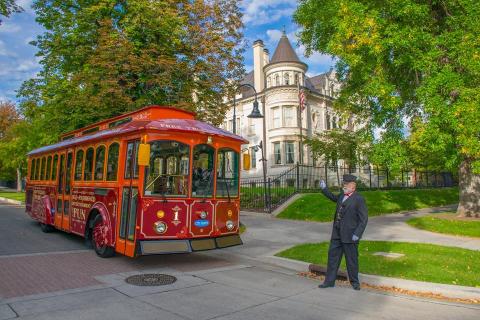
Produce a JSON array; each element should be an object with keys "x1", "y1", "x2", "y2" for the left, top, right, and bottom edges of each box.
[
  {"x1": 386, "y1": 168, "x2": 390, "y2": 188},
  {"x1": 377, "y1": 166, "x2": 380, "y2": 188},
  {"x1": 296, "y1": 164, "x2": 300, "y2": 192},
  {"x1": 267, "y1": 177, "x2": 272, "y2": 213},
  {"x1": 369, "y1": 165, "x2": 372, "y2": 189},
  {"x1": 324, "y1": 164, "x2": 328, "y2": 186}
]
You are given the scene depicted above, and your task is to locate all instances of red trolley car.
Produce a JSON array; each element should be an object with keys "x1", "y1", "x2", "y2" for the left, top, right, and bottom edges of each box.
[{"x1": 25, "y1": 106, "x2": 246, "y2": 257}]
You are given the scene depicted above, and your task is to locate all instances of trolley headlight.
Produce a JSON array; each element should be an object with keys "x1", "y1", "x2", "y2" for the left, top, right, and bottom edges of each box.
[
  {"x1": 200, "y1": 211, "x2": 207, "y2": 219},
  {"x1": 226, "y1": 220, "x2": 235, "y2": 231},
  {"x1": 153, "y1": 221, "x2": 167, "y2": 234}
]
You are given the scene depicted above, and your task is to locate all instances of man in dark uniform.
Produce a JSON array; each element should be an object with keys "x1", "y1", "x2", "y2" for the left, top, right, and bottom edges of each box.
[{"x1": 318, "y1": 174, "x2": 368, "y2": 290}]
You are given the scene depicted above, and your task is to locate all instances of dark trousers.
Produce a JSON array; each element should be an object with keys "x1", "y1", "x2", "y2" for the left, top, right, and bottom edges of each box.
[{"x1": 324, "y1": 238, "x2": 359, "y2": 286}]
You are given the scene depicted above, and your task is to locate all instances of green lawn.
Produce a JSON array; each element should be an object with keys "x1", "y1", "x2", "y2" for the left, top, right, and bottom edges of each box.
[
  {"x1": 0, "y1": 191, "x2": 25, "y2": 202},
  {"x1": 276, "y1": 241, "x2": 480, "y2": 287},
  {"x1": 277, "y1": 188, "x2": 459, "y2": 222},
  {"x1": 407, "y1": 213, "x2": 480, "y2": 238}
]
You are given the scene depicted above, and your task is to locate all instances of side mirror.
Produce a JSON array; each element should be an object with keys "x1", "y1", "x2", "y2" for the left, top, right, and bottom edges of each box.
[
  {"x1": 243, "y1": 153, "x2": 251, "y2": 171},
  {"x1": 137, "y1": 143, "x2": 151, "y2": 166}
]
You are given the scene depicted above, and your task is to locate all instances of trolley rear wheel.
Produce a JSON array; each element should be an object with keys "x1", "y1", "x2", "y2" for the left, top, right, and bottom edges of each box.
[
  {"x1": 40, "y1": 222, "x2": 55, "y2": 233},
  {"x1": 91, "y1": 214, "x2": 115, "y2": 258}
]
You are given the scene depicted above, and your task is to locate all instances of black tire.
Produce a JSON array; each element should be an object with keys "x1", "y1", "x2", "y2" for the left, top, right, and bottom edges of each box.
[
  {"x1": 91, "y1": 214, "x2": 115, "y2": 258},
  {"x1": 40, "y1": 222, "x2": 55, "y2": 233}
]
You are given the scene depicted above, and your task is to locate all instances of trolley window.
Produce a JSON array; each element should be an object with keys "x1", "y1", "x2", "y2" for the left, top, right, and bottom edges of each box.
[
  {"x1": 84, "y1": 147, "x2": 94, "y2": 180},
  {"x1": 30, "y1": 158, "x2": 36, "y2": 180},
  {"x1": 144, "y1": 140, "x2": 189, "y2": 197},
  {"x1": 94, "y1": 146, "x2": 106, "y2": 181},
  {"x1": 192, "y1": 144, "x2": 214, "y2": 197},
  {"x1": 106, "y1": 142, "x2": 119, "y2": 181},
  {"x1": 46, "y1": 156, "x2": 52, "y2": 180},
  {"x1": 52, "y1": 155, "x2": 58, "y2": 181},
  {"x1": 216, "y1": 148, "x2": 239, "y2": 198},
  {"x1": 74, "y1": 149, "x2": 84, "y2": 181}
]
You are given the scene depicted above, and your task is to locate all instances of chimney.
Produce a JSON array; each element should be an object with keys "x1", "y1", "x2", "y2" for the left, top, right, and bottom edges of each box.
[
  {"x1": 253, "y1": 40, "x2": 265, "y2": 93},
  {"x1": 263, "y1": 48, "x2": 270, "y2": 66}
]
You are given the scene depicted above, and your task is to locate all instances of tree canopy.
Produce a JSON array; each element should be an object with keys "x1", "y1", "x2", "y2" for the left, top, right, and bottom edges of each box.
[
  {"x1": 295, "y1": 0, "x2": 480, "y2": 215},
  {"x1": 18, "y1": 0, "x2": 244, "y2": 146}
]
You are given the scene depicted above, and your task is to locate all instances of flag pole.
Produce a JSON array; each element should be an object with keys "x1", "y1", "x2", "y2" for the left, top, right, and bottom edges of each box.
[{"x1": 297, "y1": 81, "x2": 303, "y2": 165}]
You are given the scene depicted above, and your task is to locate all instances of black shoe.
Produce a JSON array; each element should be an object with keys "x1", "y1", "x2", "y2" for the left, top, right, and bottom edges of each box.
[
  {"x1": 352, "y1": 284, "x2": 361, "y2": 291},
  {"x1": 318, "y1": 283, "x2": 335, "y2": 288}
]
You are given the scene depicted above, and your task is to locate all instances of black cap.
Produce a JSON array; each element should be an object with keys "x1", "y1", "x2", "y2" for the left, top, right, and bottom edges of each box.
[{"x1": 342, "y1": 174, "x2": 357, "y2": 183}]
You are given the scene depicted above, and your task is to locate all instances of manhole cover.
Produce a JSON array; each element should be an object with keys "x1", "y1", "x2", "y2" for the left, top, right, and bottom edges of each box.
[{"x1": 125, "y1": 274, "x2": 177, "y2": 286}]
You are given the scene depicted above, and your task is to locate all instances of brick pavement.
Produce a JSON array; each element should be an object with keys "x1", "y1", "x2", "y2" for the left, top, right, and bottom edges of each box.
[{"x1": 0, "y1": 251, "x2": 233, "y2": 299}]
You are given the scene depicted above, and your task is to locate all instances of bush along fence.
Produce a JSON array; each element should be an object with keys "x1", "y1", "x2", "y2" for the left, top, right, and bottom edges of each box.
[{"x1": 240, "y1": 164, "x2": 457, "y2": 213}]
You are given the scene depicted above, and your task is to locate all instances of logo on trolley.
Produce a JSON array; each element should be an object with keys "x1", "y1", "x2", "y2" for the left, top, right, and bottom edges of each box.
[{"x1": 171, "y1": 205, "x2": 182, "y2": 226}]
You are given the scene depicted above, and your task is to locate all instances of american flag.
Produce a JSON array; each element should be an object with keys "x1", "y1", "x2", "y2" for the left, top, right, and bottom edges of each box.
[{"x1": 299, "y1": 88, "x2": 306, "y2": 112}]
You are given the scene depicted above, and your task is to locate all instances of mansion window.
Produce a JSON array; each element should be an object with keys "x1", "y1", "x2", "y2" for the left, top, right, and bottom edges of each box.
[
  {"x1": 250, "y1": 146, "x2": 257, "y2": 168},
  {"x1": 275, "y1": 74, "x2": 280, "y2": 86},
  {"x1": 285, "y1": 142, "x2": 295, "y2": 164},
  {"x1": 272, "y1": 107, "x2": 281, "y2": 128},
  {"x1": 283, "y1": 106, "x2": 296, "y2": 127},
  {"x1": 326, "y1": 114, "x2": 331, "y2": 130},
  {"x1": 273, "y1": 142, "x2": 281, "y2": 164},
  {"x1": 284, "y1": 73, "x2": 290, "y2": 85},
  {"x1": 294, "y1": 73, "x2": 299, "y2": 85},
  {"x1": 248, "y1": 117, "x2": 255, "y2": 135}
]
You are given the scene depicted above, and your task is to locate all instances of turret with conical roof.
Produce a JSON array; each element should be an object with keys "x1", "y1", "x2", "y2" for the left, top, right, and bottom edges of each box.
[{"x1": 264, "y1": 31, "x2": 307, "y2": 89}]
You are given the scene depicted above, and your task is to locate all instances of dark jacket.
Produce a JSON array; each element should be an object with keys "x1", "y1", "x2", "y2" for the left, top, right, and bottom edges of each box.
[{"x1": 321, "y1": 188, "x2": 368, "y2": 243}]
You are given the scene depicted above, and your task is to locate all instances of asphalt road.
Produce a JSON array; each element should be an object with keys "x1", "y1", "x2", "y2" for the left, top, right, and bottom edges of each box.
[{"x1": 0, "y1": 203, "x2": 86, "y2": 256}]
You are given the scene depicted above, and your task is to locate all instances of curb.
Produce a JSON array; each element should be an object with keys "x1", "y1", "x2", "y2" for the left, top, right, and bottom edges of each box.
[
  {"x1": 0, "y1": 196, "x2": 23, "y2": 205},
  {"x1": 263, "y1": 255, "x2": 480, "y2": 300}
]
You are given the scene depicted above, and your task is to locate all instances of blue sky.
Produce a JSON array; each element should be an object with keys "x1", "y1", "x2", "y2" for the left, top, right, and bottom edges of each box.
[{"x1": 0, "y1": 0, "x2": 335, "y2": 103}]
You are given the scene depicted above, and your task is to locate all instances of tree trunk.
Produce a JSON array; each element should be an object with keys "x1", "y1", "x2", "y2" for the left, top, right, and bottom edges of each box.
[
  {"x1": 16, "y1": 168, "x2": 22, "y2": 192},
  {"x1": 457, "y1": 159, "x2": 480, "y2": 218}
]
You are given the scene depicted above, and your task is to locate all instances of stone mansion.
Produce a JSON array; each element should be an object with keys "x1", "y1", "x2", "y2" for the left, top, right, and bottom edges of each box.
[{"x1": 222, "y1": 32, "x2": 347, "y2": 178}]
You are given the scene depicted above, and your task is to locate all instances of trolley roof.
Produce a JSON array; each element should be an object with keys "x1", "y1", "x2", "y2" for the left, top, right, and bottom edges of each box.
[{"x1": 28, "y1": 106, "x2": 248, "y2": 156}]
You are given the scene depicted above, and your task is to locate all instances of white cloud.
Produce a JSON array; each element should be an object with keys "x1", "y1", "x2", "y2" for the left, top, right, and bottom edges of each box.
[
  {"x1": 0, "y1": 21, "x2": 22, "y2": 33},
  {"x1": 0, "y1": 40, "x2": 17, "y2": 57},
  {"x1": 241, "y1": 0, "x2": 297, "y2": 26}
]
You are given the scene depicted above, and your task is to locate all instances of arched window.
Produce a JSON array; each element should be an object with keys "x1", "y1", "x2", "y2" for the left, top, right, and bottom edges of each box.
[
  {"x1": 294, "y1": 73, "x2": 299, "y2": 85},
  {"x1": 192, "y1": 144, "x2": 215, "y2": 197},
  {"x1": 74, "y1": 149, "x2": 84, "y2": 180},
  {"x1": 275, "y1": 74, "x2": 280, "y2": 86},
  {"x1": 144, "y1": 140, "x2": 190, "y2": 196},
  {"x1": 284, "y1": 73, "x2": 290, "y2": 85},
  {"x1": 46, "y1": 156, "x2": 52, "y2": 180},
  {"x1": 266, "y1": 77, "x2": 271, "y2": 88},
  {"x1": 52, "y1": 155, "x2": 58, "y2": 181},
  {"x1": 106, "y1": 143, "x2": 119, "y2": 181},
  {"x1": 216, "y1": 148, "x2": 239, "y2": 198},
  {"x1": 30, "y1": 158, "x2": 36, "y2": 180},
  {"x1": 40, "y1": 157, "x2": 46, "y2": 180},
  {"x1": 84, "y1": 147, "x2": 94, "y2": 180},
  {"x1": 94, "y1": 145, "x2": 106, "y2": 180}
]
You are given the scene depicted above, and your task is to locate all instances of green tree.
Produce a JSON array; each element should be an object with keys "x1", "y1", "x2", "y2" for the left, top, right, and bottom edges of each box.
[
  {"x1": 0, "y1": 101, "x2": 25, "y2": 190},
  {"x1": 295, "y1": 0, "x2": 480, "y2": 216},
  {"x1": 18, "y1": 0, "x2": 244, "y2": 140},
  {"x1": 0, "y1": 0, "x2": 22, "y2": 24}
]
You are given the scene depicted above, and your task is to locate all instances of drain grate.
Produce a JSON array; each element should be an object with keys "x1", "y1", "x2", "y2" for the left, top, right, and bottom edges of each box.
[{"x1": 125, "y1": 274, "x2": 177, "y2": 286}]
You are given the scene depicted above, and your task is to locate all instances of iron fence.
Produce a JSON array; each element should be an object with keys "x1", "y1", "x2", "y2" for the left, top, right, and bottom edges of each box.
[{"x1": 240, "y1": 164, "x2": 457, "y2": 213}]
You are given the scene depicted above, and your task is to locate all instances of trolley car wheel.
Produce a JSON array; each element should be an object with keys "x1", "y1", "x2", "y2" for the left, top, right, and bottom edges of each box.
[
  {"x1": 40, "y1": 222, "x2": 55, "y2": 233},
  {"x1": 91, "y1": 215, "x2": 115, "y2": 258}
]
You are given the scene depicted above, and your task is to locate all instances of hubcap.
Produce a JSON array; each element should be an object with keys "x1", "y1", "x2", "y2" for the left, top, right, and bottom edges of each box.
[{"x1": 93, "y1": 219, "x2": 107, "y2": 248}]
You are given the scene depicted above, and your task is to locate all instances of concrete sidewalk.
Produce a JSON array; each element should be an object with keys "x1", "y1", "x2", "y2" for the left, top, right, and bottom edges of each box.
[{"x1": 1, "y1": 258, "x2": 479, "y2": 320}]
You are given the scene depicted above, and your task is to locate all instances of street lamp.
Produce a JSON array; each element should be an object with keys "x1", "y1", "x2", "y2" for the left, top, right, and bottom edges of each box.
[{"x1": 232, "y1": 83, "x2": 262, "y2": 134}]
